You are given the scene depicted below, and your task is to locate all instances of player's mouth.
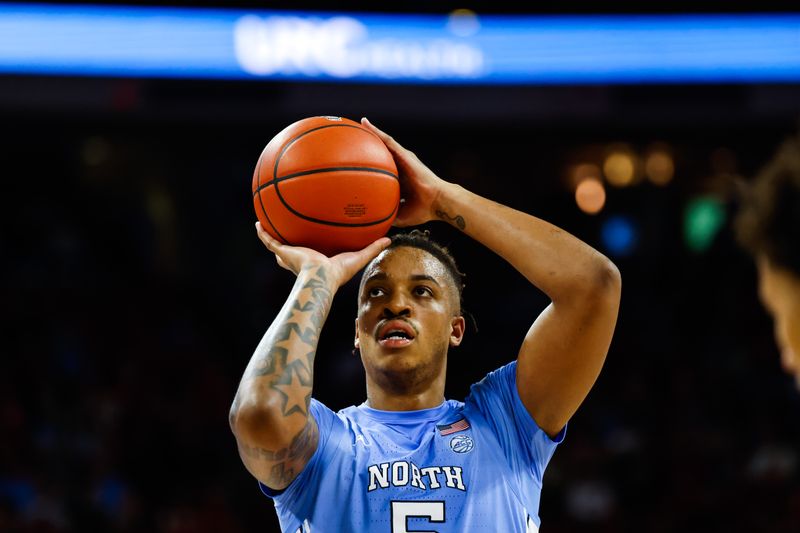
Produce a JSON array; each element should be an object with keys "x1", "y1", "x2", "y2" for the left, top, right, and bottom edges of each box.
[{"x1": 376, "y1": 319, "x2": 417, "y2": 349}]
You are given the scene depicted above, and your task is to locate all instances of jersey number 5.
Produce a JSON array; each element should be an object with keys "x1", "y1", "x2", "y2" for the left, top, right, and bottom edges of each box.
[{"x1": 391, "y1": 501, "x2": 445, "y2": 533}]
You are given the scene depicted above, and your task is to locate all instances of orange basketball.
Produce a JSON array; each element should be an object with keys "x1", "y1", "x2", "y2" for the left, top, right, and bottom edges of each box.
[{"x1": 252, "y1": 116, "x2": 400, "y2": 256}]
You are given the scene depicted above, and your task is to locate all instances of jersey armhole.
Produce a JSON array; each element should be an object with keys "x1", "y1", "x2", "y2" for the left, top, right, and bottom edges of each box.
[{"x1": 512, "y1": 365, "x2": 567, "y2": 444}]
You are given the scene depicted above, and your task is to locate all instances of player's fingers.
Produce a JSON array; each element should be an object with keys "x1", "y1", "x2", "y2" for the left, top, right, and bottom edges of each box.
[
  {"x1": 361, "y1": 117, "x2": 403, "y2": 152},
  {"x1": 255, "y1": 221, "x2": 282, "y2": 252},
  {"x1": 362, "y1": 237, "x2": 391, "y2": 265},
  {"x1": 257, "y1": 222, "x2": 301, "y2": 271},
  {"x1": 365, "y1": 236, "x2": 392, "y2": 257},
  {"x1": 336, "y1": 236, "x2": 391, "y2": 274},
  {"x1": 362, "y1": 117, "x2": 423, "y2": 172}
]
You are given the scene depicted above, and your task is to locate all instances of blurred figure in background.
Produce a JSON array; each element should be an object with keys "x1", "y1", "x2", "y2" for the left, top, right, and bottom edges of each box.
[{"x1": 736, "y1": 133, "x2": 800, "y2": 387}]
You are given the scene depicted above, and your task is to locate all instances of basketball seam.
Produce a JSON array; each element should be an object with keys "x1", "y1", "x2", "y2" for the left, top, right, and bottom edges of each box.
[
  {"x1": 272, "y1": 123, "x2": 369, "y2": 180},
  {"x1": 271, "y1": 123, "x2": 399, "y2": 228},
  {"x1": 260, "y1": 183, "x2": 400, "y2": 227},
  {"x1": 254, "y1": 143, "x2": 293, "y2": 245},
  {"x1": 252, "y1": 166, "x2": 398, "y2": 196}
]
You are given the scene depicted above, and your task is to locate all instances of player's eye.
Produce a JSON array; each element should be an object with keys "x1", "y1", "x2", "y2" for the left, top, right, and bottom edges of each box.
[
  {"x1": 414, "y1": 286, "x2": 433, "y2": 297},
  {"x1": 368, "y1": 287, "x2": 385, "y2": 298}
]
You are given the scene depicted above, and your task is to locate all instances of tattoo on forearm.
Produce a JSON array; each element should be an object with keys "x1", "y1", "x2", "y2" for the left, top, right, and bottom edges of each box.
[
  {"x1": 244, "y1": 266, "x2": 332, "y2": 417},
  {"x1": 435, "y1": 209, "x2": 466, "y2": 230},
  {"x1": 237, "y1": 418, "x2": 319, "y2": 486},
  {"x1": 232, "y1": 266, "x2": 329, "y2": 487}
]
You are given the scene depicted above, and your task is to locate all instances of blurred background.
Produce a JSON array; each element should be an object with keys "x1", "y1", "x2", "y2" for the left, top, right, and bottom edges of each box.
[{"x1": 2, "y1": 1, "x2": 800, "y2": 532}]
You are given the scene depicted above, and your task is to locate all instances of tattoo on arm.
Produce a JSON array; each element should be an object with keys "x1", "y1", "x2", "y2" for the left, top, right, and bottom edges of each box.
[
  {"x1": 435, "y1": 209, "x2": 466, "y2": 230},
  {"x1": 243, "y1": 266, "x2": 333, "y2": 417},
  {"x1": 232, "y1": 265, "x2": 331, "y2": 486},
  {"x1": 236, "y1": 418, "x2": 319, "y2": 487}
]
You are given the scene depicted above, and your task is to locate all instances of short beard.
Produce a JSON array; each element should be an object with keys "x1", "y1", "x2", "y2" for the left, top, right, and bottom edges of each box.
[{"x1": 365, "y1": 339, "x2": 449, "y2": 396}]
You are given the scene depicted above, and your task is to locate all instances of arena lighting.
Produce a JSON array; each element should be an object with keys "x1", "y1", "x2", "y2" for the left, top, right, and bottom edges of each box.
[
  {"x1": 684, "y1": 196, "x2": 726, "y2": 253},
  {"x1": 0, "y1": 4, "x2": 799, "y2": 83},
  {"x1": 446, "y1": 9, "x2": 480, "y2": 37},
  {"x1": 644, "y1": 145, "x2": 675, "y2": 186},
  {"x1": 601, "y1": 215, "x2": 638, "y2": 257},
  {"x1": 570, "y1": 163, "x2": 602, "y2": 189},
  {"x1": 575, "y1": 178, "x2": 606, "y2": 215},
  {"x1": 603, "y1": 149, "x2": 638, "y2": 188}
]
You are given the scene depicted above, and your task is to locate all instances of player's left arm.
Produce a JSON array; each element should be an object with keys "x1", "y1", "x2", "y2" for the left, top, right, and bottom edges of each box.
[{"x1": 363, "y1": 118, "x2": 621, "y2": 438}]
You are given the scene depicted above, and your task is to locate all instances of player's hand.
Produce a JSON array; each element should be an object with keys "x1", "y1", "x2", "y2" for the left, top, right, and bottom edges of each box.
[
  {"x1": 361, "y1": 117, "x2": 454, "y2": 227},
  {"x1": 256, "y1": 222, "x2": 390, "y2": 287}
]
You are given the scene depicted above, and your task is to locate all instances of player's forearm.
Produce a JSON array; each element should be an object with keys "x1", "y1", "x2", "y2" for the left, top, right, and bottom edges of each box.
[
  {"x1": 434, "y1": 184, "x2": 620, "y2": 302},
  {"x1": 230, "y1": 265, "x2": 334, "y2": 443}
]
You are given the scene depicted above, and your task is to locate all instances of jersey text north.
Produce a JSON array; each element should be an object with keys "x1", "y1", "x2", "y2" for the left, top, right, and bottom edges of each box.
[{"x1": 367, "y1": 461, "x2": 466, "y2": 492}]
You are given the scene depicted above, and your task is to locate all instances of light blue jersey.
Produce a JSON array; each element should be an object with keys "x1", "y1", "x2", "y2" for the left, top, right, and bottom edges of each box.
[{"x1": 260, "y1": 361, "x2": 565, "y2": 532}]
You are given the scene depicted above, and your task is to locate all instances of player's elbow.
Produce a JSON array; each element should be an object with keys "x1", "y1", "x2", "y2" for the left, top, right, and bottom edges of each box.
[
  {"x1": 229, "y1": 400, "x2": 248, "y2": 435},
  {"x1": 229, "y1": 396, "x2": 282, "y2": 441},
  {"x1": 596, "y1": 255, "x2": 621, "y2": 294},
  {"x1": 583, "y1": 254, "x2": 622, "y2": 306}
]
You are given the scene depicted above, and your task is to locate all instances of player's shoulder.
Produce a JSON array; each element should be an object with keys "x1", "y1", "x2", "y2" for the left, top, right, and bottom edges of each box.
[
  {"x1": 445, "y1": 398, "x2": 466, "y2": 414},
  {"x1": 462, "y1": 361, "x2": 520, "y2": 415},
  {"x1": 473, "y1": 361, "x2": 518, "y2": 389}
]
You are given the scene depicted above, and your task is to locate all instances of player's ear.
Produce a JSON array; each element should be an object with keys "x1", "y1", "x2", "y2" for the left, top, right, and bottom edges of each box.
[
  {"x1": 354, "y1": 318, "x2": 360, "y2": 349},
  {"x1": 449, "y1": 315, "x2": 465, "y2": 347}
]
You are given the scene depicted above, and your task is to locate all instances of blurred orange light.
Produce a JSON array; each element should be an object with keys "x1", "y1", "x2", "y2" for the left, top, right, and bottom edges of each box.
[
  {"x1": 575, "y1": 177, "x2": 606, "y2": 215},
  {"x1": 570, "y1": 163, "x2": 601, "y2": 189},
  {"x1": 603, "y1": 151, "x2": 636, "y2": 187},
  {"x1": 645, "y1": 149, "x2": 674, "y2": 186}
]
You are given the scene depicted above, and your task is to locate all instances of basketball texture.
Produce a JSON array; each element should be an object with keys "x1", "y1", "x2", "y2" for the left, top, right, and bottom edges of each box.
[{"x1": 252, "y1": 116, "x2": 400, "y2": 256}]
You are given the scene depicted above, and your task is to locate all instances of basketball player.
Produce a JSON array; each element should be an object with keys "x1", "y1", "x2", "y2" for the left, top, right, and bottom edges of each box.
[
  {"x1": 230, "y1": 118, "x2": 621, "y2": 532},
  {"x1": 735, "y1": 134, "x2": 800, "y2": 387}
]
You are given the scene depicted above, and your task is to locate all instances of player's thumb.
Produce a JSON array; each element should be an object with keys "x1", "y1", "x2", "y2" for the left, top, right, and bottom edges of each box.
[{"x1": 337, "y1": 237, "x2": 391, "y2": 277}]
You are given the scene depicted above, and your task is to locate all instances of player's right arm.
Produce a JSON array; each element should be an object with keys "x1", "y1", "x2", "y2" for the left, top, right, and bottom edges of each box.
[{"x1": 229, "y1": 222, "x2": 390, "y2": 490}]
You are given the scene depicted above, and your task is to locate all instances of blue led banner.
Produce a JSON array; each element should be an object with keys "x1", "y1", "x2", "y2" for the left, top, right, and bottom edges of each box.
[{"x1": 0, "y1": 3, "x2": 799, "y2": 84}]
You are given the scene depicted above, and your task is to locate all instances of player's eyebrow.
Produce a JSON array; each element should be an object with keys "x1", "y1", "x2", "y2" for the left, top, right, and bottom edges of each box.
[
  {"x1": 362, "y1": 272, "x2": 441, "y2": 286},
  {"x1": 363, "y1": 272, "x2": 388, "y2": 284},
  {"x1": 409, "y1": 274, "x2": 441, "y2": 286}
]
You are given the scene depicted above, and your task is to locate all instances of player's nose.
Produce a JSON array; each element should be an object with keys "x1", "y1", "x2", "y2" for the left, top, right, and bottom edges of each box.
[{"x1": 382, "y1": 292, "x2": 412, "y2": 318}]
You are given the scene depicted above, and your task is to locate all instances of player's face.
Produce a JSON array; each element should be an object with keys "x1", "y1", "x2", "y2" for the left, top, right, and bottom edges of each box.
[
  {"x1": 355, "y1": 246, "x2": 465, "y2": 390},
  {"x1": 757, "y1": 255, "x2": 800, "y2": 386}
]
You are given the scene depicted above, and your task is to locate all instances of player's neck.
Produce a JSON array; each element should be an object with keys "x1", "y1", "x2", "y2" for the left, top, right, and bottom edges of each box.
[
  {"x1": 363, "y1": 356, "x2": 448, "y2": 411},
  {"x1": 365, "y1": 384, "x2": 445, "y2": 412}
]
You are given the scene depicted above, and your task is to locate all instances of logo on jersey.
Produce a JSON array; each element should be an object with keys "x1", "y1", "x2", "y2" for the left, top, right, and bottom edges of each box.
[{"x1": 449, "y1": 434, "x2": 474, "y2": 454}]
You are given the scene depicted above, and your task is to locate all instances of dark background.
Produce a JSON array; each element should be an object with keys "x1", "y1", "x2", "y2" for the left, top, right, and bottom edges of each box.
[{"x1": 2, "y1": 2, "x2": 800, "y2": 532}]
